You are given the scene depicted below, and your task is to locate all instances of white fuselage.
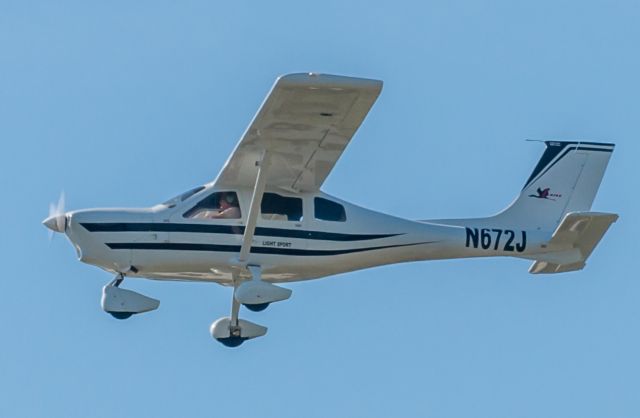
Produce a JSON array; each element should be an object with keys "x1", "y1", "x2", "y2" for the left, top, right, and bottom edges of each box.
[{"x1": 64, "y1": 186, "x2": 550, "y2": 285}]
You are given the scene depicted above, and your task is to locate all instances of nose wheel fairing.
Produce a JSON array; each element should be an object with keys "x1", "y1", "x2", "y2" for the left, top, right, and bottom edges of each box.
[{"x1": 101, "y1": 275, "x2": 160, "y2": 318}]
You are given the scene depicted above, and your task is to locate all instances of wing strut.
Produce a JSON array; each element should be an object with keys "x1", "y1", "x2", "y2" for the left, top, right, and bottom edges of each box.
[
  {"x1": 231, "y1": 150, "x2": 292, "y2": 309},
  {"x1": 238, "y1": 150, "x2": 271, "y2": 263}
]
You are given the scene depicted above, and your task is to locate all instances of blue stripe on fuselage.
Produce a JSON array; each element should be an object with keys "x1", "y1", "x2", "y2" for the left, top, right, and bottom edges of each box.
[
  {"x1": 81, "y1": 222, "x2": 402, "y2": 242},
  {"x1": 105, "y1": 241, "x2": 435, "y2": 256}
]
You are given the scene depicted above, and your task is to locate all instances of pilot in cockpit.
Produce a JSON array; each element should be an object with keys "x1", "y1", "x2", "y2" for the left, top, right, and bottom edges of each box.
[{"x1": 193, "y1": 192, "x2": 241, "y2": 219}]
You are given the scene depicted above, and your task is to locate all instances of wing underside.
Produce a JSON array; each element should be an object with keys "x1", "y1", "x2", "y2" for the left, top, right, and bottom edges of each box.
[{"x1": 214, "y1": 73, "x2": 383, "y2": 192}]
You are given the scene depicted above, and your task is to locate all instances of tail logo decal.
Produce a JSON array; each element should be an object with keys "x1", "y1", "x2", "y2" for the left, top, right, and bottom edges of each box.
[{"x1": 528, "y1": 187, "x2": 562, "y2": 201}]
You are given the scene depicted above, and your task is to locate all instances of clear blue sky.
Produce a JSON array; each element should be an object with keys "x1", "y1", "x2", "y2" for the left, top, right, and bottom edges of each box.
[{"x1": 2, "y1": 1, "x2": 639, "y2": 417}]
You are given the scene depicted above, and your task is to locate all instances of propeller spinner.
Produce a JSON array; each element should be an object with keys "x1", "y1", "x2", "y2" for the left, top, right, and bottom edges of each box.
[{"x1": 43, "y1": 192, "x2": 67, "y2": 235}]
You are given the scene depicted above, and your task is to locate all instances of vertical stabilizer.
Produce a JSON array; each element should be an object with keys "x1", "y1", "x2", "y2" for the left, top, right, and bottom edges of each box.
[{"x1": 494, "y1": 141, "x2": 614, "y2": 229}]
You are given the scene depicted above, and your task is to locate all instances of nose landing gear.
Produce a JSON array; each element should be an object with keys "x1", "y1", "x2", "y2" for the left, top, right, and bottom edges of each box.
[{"x1": 101, "y1": 274, "x2": 160, "y2": 319}]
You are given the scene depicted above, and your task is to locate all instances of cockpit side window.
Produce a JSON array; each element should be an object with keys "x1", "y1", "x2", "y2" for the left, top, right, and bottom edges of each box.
[
  {"x1": 314, "y1": 197, "x2": 346, "y2": 222},
  {"x1": 183, "y1": 191, "x2": 241, "y2": 219},
  {"x1": 261, "y1": 193, "x2": 302, "y2": 221}
]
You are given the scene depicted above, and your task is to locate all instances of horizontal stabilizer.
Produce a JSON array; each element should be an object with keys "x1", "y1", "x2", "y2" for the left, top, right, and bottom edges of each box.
[{"x1": 529, "y1": 212, "x2": 618, "y2": 274}]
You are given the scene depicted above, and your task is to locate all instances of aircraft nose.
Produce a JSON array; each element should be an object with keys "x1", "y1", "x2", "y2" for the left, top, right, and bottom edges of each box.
[
  {"x1": 44, "y1": 191, "x2": 67, "y2": 234},
  {"x1": 42, "y1": 213, "x2": 67, "y2": 233}
]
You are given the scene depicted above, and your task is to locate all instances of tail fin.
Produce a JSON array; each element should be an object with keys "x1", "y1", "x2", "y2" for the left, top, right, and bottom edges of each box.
[{"x1": 495, "y1": 141, "x2": 615, "y2": 230}]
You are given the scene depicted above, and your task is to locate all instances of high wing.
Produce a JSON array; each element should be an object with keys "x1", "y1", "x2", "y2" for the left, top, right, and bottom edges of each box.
[{"x1": 213, "y1": 73, "x2": 383, "y2": 192}]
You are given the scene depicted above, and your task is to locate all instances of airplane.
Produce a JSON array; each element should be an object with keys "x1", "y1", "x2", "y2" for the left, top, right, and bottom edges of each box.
[{"x1": 43, "y1": 73, "x2": 618, "y2": 347}]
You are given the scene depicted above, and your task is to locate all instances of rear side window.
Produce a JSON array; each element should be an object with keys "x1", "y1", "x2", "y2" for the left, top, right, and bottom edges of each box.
[
  {"x1": 314, "y1": 197, "x2": 346, "y2": 222},
  {"x1": 261, "y1": 193, "x2": 302, "y2": 221}
]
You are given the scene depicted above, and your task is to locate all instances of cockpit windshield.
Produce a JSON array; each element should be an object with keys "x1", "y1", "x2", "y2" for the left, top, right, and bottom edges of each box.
[{"x1": 162, "y1": 186, "x2": 206, "y2": 208}]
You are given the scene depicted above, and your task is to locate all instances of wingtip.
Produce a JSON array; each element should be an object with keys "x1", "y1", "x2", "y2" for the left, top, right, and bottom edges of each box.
[{"x1": 277, "y1": 72, "x2": 383, "y2": 90}]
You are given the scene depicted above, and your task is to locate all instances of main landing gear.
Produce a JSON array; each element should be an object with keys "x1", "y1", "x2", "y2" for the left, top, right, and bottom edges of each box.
[
  {"x1": 211, "y1": 265, "x2": 291, "y2": 347},
  {"x1": 100, "y1": 267, "x2": 288, "y2": 347},
  {"x1": 101, "y1": 274, "x2": 160, "y2": 319}
]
